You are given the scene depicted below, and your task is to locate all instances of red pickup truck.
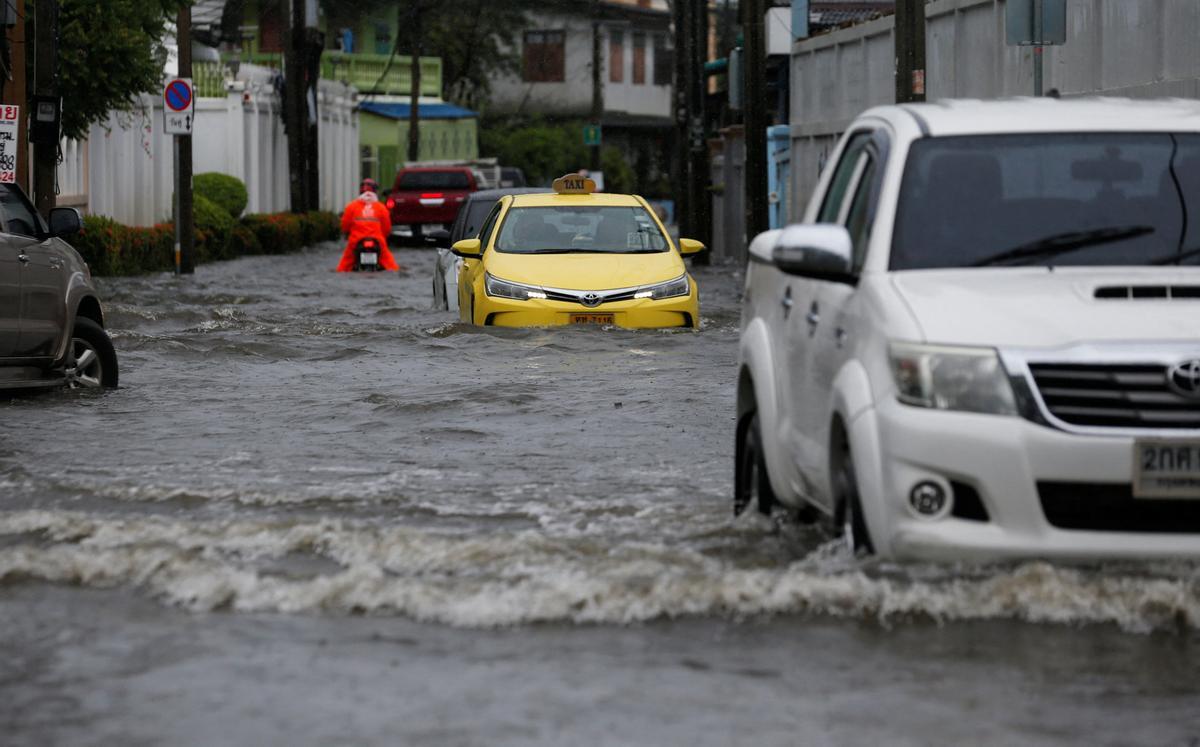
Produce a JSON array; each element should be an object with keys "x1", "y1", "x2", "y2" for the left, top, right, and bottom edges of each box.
[{"x1": 386, "y1": 167, "x2": 478, "y2": 243}]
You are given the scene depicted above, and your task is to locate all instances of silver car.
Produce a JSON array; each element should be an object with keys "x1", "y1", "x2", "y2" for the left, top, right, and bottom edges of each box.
[
  {"x1": 0, "y1": 183, "x2": 118, "y2": 390},
  {"x1": 426, "y1": 187, "x2": 551, "y2": 311}
]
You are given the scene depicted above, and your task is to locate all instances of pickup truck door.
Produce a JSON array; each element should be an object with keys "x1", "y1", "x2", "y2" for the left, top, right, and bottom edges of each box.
[
  {"x1": 806, "y1": 135, "x2": 886, "y2": 505},
  {"x1": 0, "y1": 236, "x2": 20, "y2": 357},
  {"x1": 2, "y1": 187, "x2": 64, "y2": 359},
  {"x1": 783, "y1": 130, "x2": 873, "y2": 509}
]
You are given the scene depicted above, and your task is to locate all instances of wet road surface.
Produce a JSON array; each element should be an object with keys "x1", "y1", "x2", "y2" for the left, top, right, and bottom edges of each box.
[{"x1": 1, "y1": 244, "x2": 1198, "y2": 744}]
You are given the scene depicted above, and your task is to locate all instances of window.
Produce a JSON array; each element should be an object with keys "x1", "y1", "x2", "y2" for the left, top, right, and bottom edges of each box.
[
  {"x1": 653, "y1": 34, "x2": 672, "y2": 86},
  {"x1": 523, "y1": 30, "x2": 565, "y2": 83},
  {"x1": 844, "y1": 158, "x2": 878, "y2": 271},
  {"x1": 478, "y1": 203, "x2": 504, "y2": 249},
  {"x1": 817, "y1": 132, "x2": 872, "y2": 223},
  {"x1": 0, "y1": 185, "x2": 42, "y2": 237},
  {"x1": 494, "y1": 206, "x2": 668, "y2": 254},
  {"x1": 397, "y1": 171, "x2": 471, "y2": 190},
  {"x1": 373, "y1": 21, "x2": 392, "y2": 55},
  {"x1": 891, "y1": 133, "x2": 1200, "y2": 270},
  {"x1": 609, "y1": 30, "x2": 624, "y2": 83},
  {"x1": 632, "y1": 32, "x2": 646, "y2": 85}
]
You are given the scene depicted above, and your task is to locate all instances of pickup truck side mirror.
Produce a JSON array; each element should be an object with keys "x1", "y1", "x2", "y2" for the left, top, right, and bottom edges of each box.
[
  {"x1": 48, "y1": 207, "x2": 82, "y2": 238},
  {"x1": 771, "y1": 224, "x2": 854, "y2": 283},
  {"x1": 425, "y1": 228, "x2": 451, "y2": 248},
  {"x1": 451, "y1": 238, "x2": 482, "y2": 257}
]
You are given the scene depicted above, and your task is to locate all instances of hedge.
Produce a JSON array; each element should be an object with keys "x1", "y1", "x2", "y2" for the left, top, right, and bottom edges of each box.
[
  {"x1": 72, "y1": 210, "x2": 340, "y2": 276},
  {"x1": 194, "y1": 172, "x2": 249, "y2": 219}
]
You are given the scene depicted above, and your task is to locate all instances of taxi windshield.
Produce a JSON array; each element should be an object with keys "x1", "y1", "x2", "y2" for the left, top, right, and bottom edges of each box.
[{"x1": 494, "y1": 206, "x2": 670, "y2": 254}]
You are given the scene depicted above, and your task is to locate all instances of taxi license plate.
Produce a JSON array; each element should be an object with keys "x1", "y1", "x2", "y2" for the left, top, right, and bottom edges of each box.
[
  {"x1": 1133, "y1": 439, "x2": 1200, "y2": 499},
  {"x1": 571, "y1": 314, "x2": 614, "y2": 325},
  {"x1": 360, "y1": 252, "x2": 378, "y2": 265},
  {"x1": 425, "y1": 223, "x2": 445, "y2": 231}
]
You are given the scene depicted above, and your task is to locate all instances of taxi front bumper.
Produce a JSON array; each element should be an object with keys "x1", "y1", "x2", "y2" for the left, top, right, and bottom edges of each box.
[{"x1": 474, "y1": 290, "x2": 699, "y2": 329}]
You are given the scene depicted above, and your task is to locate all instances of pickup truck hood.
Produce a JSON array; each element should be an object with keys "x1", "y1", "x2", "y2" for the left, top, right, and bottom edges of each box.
[
  {"x1": 889, "y1": 267, "x2": 1200, "y2": 347},
  {"x1": 485, "y1": 250, "x2": 685, "y2": 290}
]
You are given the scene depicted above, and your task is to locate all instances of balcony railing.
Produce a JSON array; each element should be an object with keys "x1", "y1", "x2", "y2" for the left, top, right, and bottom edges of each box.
[{"x1": 237, "y1": 52, "x2": 443, "y2": 97}]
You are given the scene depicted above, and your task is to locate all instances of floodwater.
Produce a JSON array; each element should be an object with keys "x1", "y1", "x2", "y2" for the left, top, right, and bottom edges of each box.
[{"x1": 1, "y1": 245, "x2": 1198, "y2": 745}]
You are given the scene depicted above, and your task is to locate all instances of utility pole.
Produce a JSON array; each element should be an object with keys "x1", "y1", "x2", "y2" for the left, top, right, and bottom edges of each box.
[
  {"x1": 176, "y1": 6, "x2": 195, "y2": 273},
  {"x1": 672, "y1": 0, "x2": 691, "y2": 240},
  {"x1": 894, "y1": 0, "x2": 926, "y2": 103},
  {"x1": 688, "y1": 0, "x2": 710, "y2": 261},
  {"x1": 285, "y1": 0, "x2": 306, "y2": 212},
  {"x1": 2, "y1": 0, "x2": 28, "y2": 193},
  {"x1": 31, "y1": 0, "x2": 57, "y2": 215},
  {"x1": 1032, "y1": 0, "x2": 1044, "y2": 97},
  {"x1": 304, "y1": 20, "x2": 323, "y2": 211},
  {"x1": 407, "y1": 2, "x2": 421, "y2": 164},
  {"x1": 590, "y1": 2, "x2": 602, "y2": 173},
  {"x1": 742, "y1": 0, "x2": 768, "y2": 245}
]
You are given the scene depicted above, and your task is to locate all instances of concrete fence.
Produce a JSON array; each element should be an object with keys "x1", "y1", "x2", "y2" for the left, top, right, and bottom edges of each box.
[
  {"x1": 787, "y1": 0, "x2": 1200, "y2": 224},
  {"x1": 58, "y1": 64, "x2": 359, "y2": 226}
]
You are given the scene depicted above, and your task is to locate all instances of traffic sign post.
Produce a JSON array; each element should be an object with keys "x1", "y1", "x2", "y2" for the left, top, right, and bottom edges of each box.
[
  {"x1": 583, "y1": 124, "x2": 602, "y2": 147},
  {"x1": 164, "y1": 77, "x2": 195, "y2": 274},
  {"x1": 1005, "y1": 0, "x2": 1067, "y2": 97}
]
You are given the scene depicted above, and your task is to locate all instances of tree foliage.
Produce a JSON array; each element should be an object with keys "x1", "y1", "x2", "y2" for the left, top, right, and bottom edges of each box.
[{"x1": 54, "y1": 0, "x2": 190, "y2": 141}]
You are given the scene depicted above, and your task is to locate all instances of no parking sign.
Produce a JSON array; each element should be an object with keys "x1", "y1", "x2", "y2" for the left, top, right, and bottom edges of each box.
[{"x1": 163, "y1": 77, "x2": 194, "y2": 135}]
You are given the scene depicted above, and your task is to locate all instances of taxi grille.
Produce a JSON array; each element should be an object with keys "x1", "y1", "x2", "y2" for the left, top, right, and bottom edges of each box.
[
  {"x1": 1028, "y1": 363, "x2": 1200, "y2": 429},
  {"x1": 542, "y1": 288, "x2": 638, "y2": 306},
  {"x1": 1038, "y1": 482, "x2": 1200, "y2": 533}
]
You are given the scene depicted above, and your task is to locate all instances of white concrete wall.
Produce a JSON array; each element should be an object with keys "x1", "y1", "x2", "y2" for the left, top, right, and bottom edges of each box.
[
  {"x1": 59, "y1": 64, "x2": 358, "y2": 226},
  {"x1": 787, "y1": 0, "x2": 1200, "y2": 224}
]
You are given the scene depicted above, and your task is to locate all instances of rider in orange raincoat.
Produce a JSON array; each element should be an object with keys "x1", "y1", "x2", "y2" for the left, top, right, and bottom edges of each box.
[{"x1": 337, "y1": 178, "x2": 402, "y2": 272}]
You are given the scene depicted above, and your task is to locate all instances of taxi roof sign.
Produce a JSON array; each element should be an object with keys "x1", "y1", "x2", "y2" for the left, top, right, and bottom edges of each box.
[{"x1": 552, "y1": 174, "x2": 597, "y2": 195}]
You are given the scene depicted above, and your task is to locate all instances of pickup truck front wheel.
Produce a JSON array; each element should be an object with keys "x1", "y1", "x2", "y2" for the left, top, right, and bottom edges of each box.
[
  {"x1": 734, "y1": 412, "x2": 777, "y2": 516},
  {"x1": 66, "y1": 317, "x2": 119, "y2": 389}
]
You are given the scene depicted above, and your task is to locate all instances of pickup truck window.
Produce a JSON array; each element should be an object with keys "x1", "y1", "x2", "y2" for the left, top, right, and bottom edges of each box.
[
  {"x1": 891, "y1": 133, "x2": 1200, "y2": 269},
  {"x1": 0, "y1": 184, "x2": 42, "y2": 238},
  {"x1": 818, "y1": 132, "x2": 871, "y2": 223},
  {"x1": 397, "y1": 171, "x2": 471, "y2": 190}
]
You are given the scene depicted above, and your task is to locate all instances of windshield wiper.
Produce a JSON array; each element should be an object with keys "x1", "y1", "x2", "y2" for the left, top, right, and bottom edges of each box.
[
  {"x1": 1149, "y1": 245, "x2": 1200, "y2": 265},
  {"x1": 970, "y1": 225, "x2": 1156, "y2": 267},
  {"x1": 523, "y1": 248, "x2": 610, "y2": 254}
]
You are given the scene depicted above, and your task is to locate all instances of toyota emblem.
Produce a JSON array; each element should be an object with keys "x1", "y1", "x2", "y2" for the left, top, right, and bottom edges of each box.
[
  {"x1": 1168, "y1": 359, "x2": 1200, "y2": 399},
  {"x1": 581, "y1": 292, "x2": 602, "y2": 308}
]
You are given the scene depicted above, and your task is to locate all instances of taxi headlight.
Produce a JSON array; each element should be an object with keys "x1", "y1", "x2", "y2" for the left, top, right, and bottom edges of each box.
[
  {"x1": 888, "y1": 342, "x2": 1017, "y2": 416},
  {"x1": 484, "y1": 273, "x2": 546, "y2": 301},
  {"x1": 634, "y1": 274, "x2": 690, "y2": 300}
]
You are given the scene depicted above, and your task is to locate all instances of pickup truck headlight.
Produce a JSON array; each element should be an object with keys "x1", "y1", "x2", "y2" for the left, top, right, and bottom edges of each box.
[
  {"x1": 484, "y1": 273, "x2": 546, "y2": 301},
  {"x1": 889, "y1": 342, "x2": 1017, "y2": 415},
  {"x1": 634, "y1": 274, "x2": 690, "y2": 300}
]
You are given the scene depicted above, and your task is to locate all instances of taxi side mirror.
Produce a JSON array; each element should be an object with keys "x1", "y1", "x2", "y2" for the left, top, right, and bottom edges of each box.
[
  {"x1": 679, "y1": 238, "x2": 705, "y2": 255},
  {"x1": 451, "y1": 238, "x2": 482, "y2": 257}
]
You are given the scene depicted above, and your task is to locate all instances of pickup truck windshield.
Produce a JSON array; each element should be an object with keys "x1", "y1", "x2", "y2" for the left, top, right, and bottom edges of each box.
[
  {"x1": 891, "y1": 133, "x2": 1200, "y2": 269},
  {"x1": 494, "y1": 206, "x2": 669, "y2": 254},
  {"x1": 397, "y1": 171, "x2": 471, "y2": 190}
]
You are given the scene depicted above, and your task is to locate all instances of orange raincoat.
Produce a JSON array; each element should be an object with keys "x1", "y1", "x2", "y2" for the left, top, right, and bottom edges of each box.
[{"x1": 337, "y1": 192, "x2": 400, "y2": 272}]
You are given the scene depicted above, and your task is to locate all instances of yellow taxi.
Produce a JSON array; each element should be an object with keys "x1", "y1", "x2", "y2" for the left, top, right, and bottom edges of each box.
[{"x1": 452, "y1": 175, "x2": 703, "y2": 328}]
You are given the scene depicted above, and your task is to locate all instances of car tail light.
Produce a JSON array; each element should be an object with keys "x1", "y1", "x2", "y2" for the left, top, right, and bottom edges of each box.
[
  {"x1": 386, "y1": 198, "x2": 395, "y2": 209},
  {"x1": 421, "y1": 193, "x2": 444, "y2": 199}
]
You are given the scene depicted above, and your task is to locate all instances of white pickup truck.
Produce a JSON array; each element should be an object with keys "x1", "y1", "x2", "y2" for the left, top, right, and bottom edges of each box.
[{"x1": 737, "y1": 98, "x2": 1200, "y2": 561}]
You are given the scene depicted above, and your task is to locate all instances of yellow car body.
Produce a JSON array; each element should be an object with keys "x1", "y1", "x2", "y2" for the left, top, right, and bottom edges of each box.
[{"x1": 454, "y1": 182, "x2": 702, "y2": 329}]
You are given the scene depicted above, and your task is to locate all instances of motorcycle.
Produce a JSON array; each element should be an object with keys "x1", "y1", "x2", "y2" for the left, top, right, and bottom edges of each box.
[{"x1": 352, "y1": 237, "x2": 385, "y2": 272}]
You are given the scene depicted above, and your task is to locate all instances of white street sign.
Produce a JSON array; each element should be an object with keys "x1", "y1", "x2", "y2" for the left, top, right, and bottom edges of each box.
[
  {"x1": 163, "y1": 77, "x2": 195, "y2": 136},
  {"x1": 0, "y1": 105, "x2": 19, "y2": 183}
]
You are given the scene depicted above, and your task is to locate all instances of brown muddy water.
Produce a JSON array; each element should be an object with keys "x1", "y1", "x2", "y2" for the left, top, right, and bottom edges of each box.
[{"x1": 1, "y1": 244, "x2": 1197, "y2": 745}]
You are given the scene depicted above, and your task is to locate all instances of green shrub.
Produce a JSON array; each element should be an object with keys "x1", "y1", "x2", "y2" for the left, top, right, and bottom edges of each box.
[
  {"x1": 228, "y1": 224, "x2": 262, "y2": 256},
  {"x1": 193, "y1": 194, "x2": 236, "y2": 261},
  {"x1": 194, "y1": 172, "x2": 249, "y2": 218}
]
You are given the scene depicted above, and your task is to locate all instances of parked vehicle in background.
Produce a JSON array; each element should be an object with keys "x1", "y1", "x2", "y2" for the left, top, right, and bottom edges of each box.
[
  {"x1": 428, "y1": 187, "x2": 552, "y2": 312},
  {"x1": 0, "y1": 183, "x2": 118, "y2": 390},
  {"x1": 737, "y1": 98, "x2": 1200, "y2": 562},
  {"x1": 387, "y1": 166, "x2": 478, "y2": 244},
  {"x1": 499, "y1": 167, "x2": 527, "y2": 188}
]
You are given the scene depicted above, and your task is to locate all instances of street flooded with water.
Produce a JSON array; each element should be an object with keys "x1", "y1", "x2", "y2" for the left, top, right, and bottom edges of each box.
[{"x1": 2, "y1": 245, "x2": 1199, "y2": 745}]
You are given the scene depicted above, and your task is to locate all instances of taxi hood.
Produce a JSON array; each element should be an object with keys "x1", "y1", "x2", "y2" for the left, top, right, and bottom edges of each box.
[
  {"x1": 484, "y1": 250, "x2": 686, "y2": 290},
  {"x1": 890, "y1": 267, "x2": 1200, "y2": 347}
]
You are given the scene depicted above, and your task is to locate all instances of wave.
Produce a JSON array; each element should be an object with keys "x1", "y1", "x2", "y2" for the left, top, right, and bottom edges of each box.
[{"x1": 1, "y1": 510, "x2": 1196, "y2": 632}]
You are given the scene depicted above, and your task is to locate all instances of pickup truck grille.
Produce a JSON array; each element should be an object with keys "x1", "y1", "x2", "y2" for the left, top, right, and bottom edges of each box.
[{"x1": 1028, "y1": 363, "x2": 1200, "y2": 429}]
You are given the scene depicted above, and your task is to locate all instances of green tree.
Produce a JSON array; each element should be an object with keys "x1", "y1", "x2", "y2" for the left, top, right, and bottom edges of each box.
[
  {"x1": 480, "y1": 118, "x2": 589, "y2": 187},
  {"x1": 53, "y1": 0, "x2": 191, "y2": 141}
]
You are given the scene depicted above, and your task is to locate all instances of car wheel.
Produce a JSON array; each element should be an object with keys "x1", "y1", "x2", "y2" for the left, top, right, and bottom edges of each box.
[
  {"x1": 66, "y1": 317, "x2": 118, "y2": 389},
  {"x1": 734, "y1": 412, "x2": 777, "y2": 516},
  {"x1": 833, "y1": 437, "x2": 874, "y2": 555}
]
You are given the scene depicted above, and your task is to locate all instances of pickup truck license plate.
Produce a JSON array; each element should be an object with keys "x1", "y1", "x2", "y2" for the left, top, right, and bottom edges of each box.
[
  {"x1": 360, "y1": 252, "x2": 378, "y2": 265},
  {"x1": 1133, "y1": 440, "x2": 1200, "y2": 498},
  {"x1": 571, "y1": 314, "x2": 614, "y2": 325}
]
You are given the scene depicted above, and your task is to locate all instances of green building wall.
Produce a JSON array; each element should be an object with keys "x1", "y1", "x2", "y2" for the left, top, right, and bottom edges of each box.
[{"x1": 359, "y1": 112, "x2": 480, "y2": 185}]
